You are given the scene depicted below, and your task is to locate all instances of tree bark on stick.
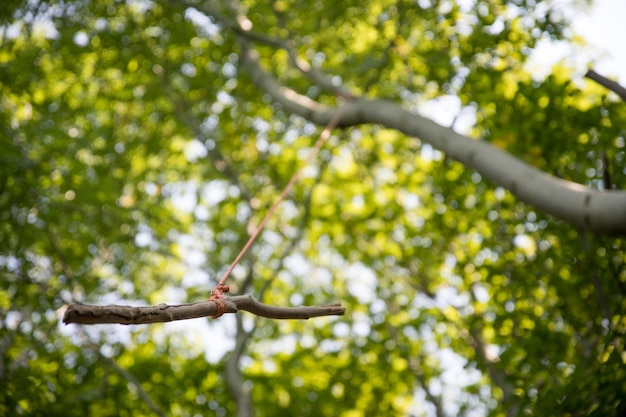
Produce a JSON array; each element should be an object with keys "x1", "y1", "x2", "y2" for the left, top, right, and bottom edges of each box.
[{"x1": 63, "y1": 295, "x2": 345, "y2": 325}]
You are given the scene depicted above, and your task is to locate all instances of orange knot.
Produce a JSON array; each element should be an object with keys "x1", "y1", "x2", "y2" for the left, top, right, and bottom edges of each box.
[{"x1": 209, "y1": 284, "x2": 230, "y2": 319}]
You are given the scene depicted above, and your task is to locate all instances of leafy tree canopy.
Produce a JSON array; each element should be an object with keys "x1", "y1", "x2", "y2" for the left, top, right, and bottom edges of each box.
[{"x1": 1, "y1": 0, "x2": 625, "y2": 416}]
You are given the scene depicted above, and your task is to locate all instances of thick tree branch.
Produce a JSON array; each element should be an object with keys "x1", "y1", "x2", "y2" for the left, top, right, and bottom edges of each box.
[
  {"x1": 226, "y1": 314, "x2": 254, "y2": 417},
  {"x1": 585, "y1": 69, "x2": 626, "y2": 101},
  {"x1": 63, "y1": 295, "x2": 345, "y2": 325},
  {"x1": 239, "y1": 42, "x2": 626, "y2": 235}
]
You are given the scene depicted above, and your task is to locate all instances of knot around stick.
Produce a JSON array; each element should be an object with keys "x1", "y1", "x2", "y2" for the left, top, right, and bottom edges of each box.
[{"x1": 209, "y1": 284, "x2": 230, "y2": 319}]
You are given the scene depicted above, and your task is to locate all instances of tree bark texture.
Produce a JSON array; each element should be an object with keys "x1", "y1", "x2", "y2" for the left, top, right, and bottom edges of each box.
[{"x1": 63, "y1": 295, "x2": 345, "y2": 325}]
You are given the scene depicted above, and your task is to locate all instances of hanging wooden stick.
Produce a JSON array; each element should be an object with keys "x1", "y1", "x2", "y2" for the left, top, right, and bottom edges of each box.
[
  {"x1": 64, "y1": 104, "x2": 349, "y2": 325},
  {"x1": 63, "y1": 296, "x2": 345, "y2": 325}
]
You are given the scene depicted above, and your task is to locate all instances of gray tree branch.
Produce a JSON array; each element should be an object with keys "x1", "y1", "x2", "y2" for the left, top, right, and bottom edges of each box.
[
  {"x1": 238, "y1": 41, "x2": 626, "y2": 235},
  {"x1": 585, "y1": 69, "x2": 626, "y2": 101},
  {"x1": 63, "y1": 295, "x2": 345, "y2": 325}
]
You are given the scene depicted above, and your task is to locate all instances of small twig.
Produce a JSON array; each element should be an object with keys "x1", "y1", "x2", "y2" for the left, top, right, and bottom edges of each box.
[
  {"x1": 63, "y1": 295, "x2": 345, "y2": 325},
  {"x1": 74, "y1": 327, "x2": 167, "y2": 417},
  {"x1": 166, "y1": 81, "x2": 252, "y2": 202},
  {"x1": 201, "y1": 0, "x2": 355, "y2": 99},
  {"x1": 93, "y1": 343, "x2": 168, "y2": 417},
  {"x1": 585, "y1": 69, "x2": 626, "y2": 102}
]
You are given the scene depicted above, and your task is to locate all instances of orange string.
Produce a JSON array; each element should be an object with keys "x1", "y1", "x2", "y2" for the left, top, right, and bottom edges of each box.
[{"x1": 209, "y1": 103, "x2": 349, "y2": 318}]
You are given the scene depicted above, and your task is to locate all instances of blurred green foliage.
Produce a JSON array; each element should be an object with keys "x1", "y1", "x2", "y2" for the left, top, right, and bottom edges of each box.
[{"x1": 1, "y1": 0, "x2": 625, "y2": 416}]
